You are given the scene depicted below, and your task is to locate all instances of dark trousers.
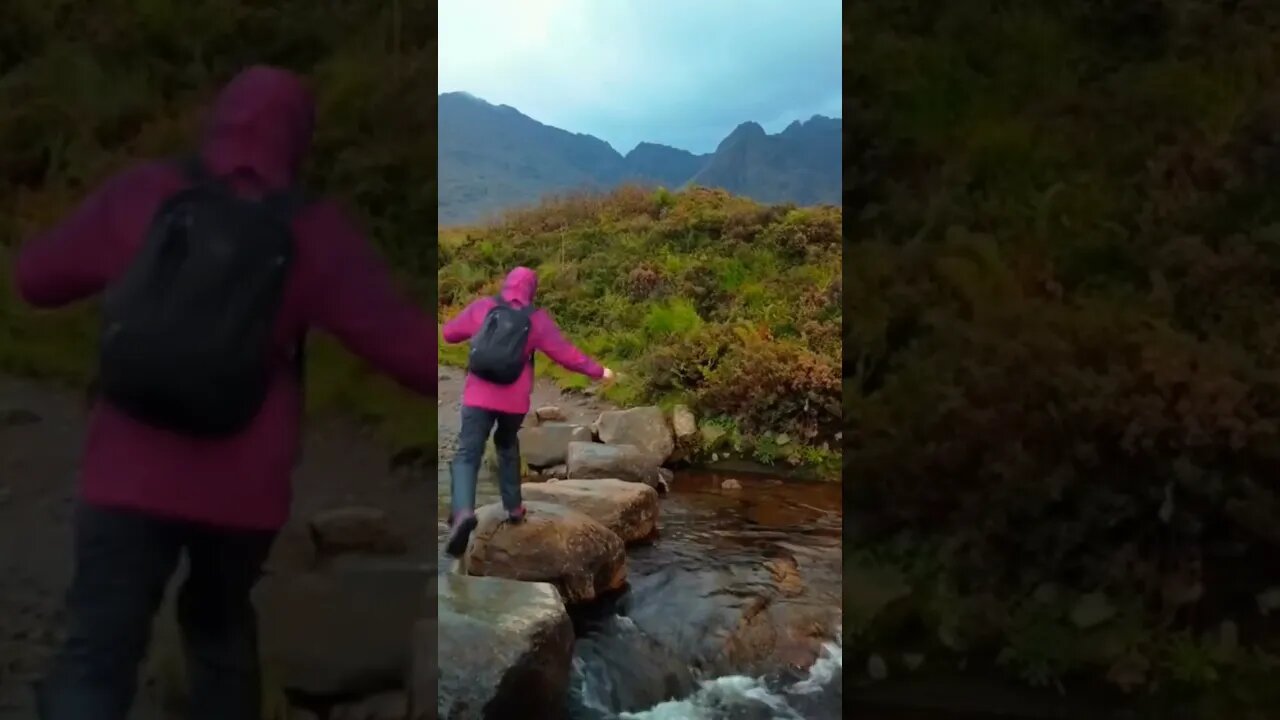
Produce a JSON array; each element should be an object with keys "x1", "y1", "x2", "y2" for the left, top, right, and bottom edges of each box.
[
  {"x1": 37, "y1": 503, "x2": 276, "y2": 720},
  {"x1": 449, "y1": 405, "x2": 524, "y2": 518}
]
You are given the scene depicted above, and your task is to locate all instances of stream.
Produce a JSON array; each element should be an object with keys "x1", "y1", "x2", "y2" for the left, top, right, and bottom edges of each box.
[{"x1": 438, "y1": 470, "x2": 844, "y2": 719}]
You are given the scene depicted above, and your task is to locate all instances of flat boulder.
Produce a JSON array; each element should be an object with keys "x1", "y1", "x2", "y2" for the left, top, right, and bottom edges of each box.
[
  {"x1": 594, "y1": 407, "x2": 675, "y2": 464},
  {"x1": 518, "y1": 423, "x2": 593, "y2": 469},
  {"x1": 255, "y1": 557, "x2": 431, "y2": 698},
  {"x1": 432, "y1": 575, "x2": 574, "y2": 720},
  {"x1": 566, "y1": 441, "x2": 662, "y2": 489},
  {"x1": 466, "y1": 501, "x2": 626, "y2": 603},
  {"x1": 308, "y1": 506, "x2": 408, "y2": 559},
  {"x1": 521, "y1": 479, "x2": 659, "y2": 545}
]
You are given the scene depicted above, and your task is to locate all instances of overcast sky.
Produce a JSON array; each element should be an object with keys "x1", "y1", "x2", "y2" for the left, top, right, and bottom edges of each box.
[{"x1": 438, "y1": 0, "x2": 842, "y2": 155}]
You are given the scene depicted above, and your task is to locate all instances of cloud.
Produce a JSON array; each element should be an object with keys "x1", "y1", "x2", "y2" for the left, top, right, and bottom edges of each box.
[{"x1": 438, "y1": 0, "x2": 841, "y2": 154}]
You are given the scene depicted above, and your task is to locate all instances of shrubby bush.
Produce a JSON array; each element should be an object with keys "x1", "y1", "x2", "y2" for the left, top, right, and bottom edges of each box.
[
  {"x1": 439, "y1": 186, "x2": 843, "y2": 474},
  {"x1": 846, "y1": 0, "x2": 1280, "y2": 711}
]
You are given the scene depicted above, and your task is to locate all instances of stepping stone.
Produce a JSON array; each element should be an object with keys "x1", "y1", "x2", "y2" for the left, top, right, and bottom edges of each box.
[
  {"x1": 430, "y1": 575, "x2": 574, "y2": 720},
  {"x1": 465, "y1": 501, "x2": 626, "y2": 603},
  {"x1": 522, "y1": 478, "x2": 659, "y2": 545}
]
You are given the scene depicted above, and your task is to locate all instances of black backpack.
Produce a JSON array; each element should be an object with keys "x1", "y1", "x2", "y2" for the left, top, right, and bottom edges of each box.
[
  {"x1": 96, "y1": 158, "x2": 303, "y2": 437},
  {"x1": 468, "y1": 297, "x2": 535, "y2": 385}
]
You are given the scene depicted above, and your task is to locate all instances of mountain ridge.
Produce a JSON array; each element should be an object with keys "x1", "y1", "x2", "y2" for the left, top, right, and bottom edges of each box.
[{"x1": 437, "y1": 92, "x2": 840, "y2": 225}]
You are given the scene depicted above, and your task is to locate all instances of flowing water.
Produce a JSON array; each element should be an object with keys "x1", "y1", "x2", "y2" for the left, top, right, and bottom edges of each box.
[{"x1": 438, "y1": 471, "x2": 844, "y2": 719}]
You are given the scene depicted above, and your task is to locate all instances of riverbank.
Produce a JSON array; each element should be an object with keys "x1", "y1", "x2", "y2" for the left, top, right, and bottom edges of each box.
[{"x1": 437, "y1": 351, "x2": 837, "y2": 481}]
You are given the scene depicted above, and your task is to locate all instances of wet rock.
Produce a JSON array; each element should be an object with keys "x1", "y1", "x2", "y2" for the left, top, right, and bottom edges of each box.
[
  {"x1": 721, "y1": 478, "x2": 742, "y2": 490},
  {"x1": 657, "y1": 467, "x2": 674, "y2": 494},
  {"x1": 0, "y1": 408, "x2": 41, "y2": 427},
  {"x1": 518, "y1": 423, "x2": 593, "y2": 469},
  {"x1": 535, "y1": 405, "x2": 567, "y2": 423},
  {"x1": 308, "y1": 506, "x2": 407, "y2": 559},
  {"x1": 522, "y1": 479, "x2": 659, "y2": 544},
  {"x1": 594, "y1": 407, "x2": 674, "y2": 464},
  {"x1": 626, "y1": 566, "x2": 840, "y2": 679},
  {"x1": 466, "y1": 501, "x2": 626, "y2": 603},
  {"x1": 255, "y1": 557, "x2": 431, "y2": 697},
  {"x1": 566, "y1": 441, "x2": 662, "y2": 488},
  {"x1": 435, "y1": 575, "x2": 574, "y2": 720},
  {"x1": 328, "y1": 690, "x2": 408, "y2": 720},
  {"x1": 763, "y1": 556, "x2": 805, "y2": 597}
]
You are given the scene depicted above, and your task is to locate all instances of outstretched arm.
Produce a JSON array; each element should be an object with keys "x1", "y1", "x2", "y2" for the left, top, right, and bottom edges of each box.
[
  {"x1": 534, "y1": 311, "x2": 605, "y2": 379},
  {"x1": 299, "y1": 202, "x2": 436, "y2": 396},
  {"x1": 14, "y1": 168, "x2": 138, "y2": 308},
  {"x1": 442, "y1": 299, "x2": 491, "y2": 344}
]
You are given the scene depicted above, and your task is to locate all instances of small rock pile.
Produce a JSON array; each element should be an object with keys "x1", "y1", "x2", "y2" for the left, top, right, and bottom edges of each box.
[{"x1": 518, "y1": 404, "x2": 696, "y2": 492}]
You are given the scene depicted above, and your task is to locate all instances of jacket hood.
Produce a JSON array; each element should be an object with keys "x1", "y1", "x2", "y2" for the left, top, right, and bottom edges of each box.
[
  {"x1": 501, "y1": 267, "x2": 538, "y2": 306},
  {"x1": 200, "y1": 66, "x2": 315, "y2": 189}
]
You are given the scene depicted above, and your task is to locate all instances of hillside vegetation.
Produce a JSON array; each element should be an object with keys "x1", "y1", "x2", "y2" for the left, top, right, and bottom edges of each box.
[
  {"x1": 439, "y1": 186, "x2": 842, "y2": 476},
  {"x1": 0, "y1": 0, "x2": 437, "y2": 452},
  {"x1": 845, "y1": 0, "x2": 1280, "y2": 713}
]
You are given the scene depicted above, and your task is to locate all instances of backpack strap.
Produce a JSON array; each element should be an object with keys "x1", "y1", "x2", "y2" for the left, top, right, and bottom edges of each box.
[
  {"x1": 493, "y1": 295, "x2": 536, "y2": 316},
  {"x1": 177, "y1": 155, "x2": 304, "y2": 221}
]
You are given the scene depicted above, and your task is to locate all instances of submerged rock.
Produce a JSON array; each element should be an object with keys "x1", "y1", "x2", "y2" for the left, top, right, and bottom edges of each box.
[
  {"x1": 466, "y1": 501, "x2": 627, "y2": 603},
  {"x1": 521, "y1": 478, "x2": 659, "y2": 544},
  {"x1": 594, "y1": 406, "x2": 675, "y2": 464},
  {"x1": 518, "y1": 423, "x2": 593, "y2": 468},
  {"x1": 566, "y1": 441, "x2": 662, "y2": 488},
  {"x1": 434, "y1": 575, "x2": 574, "y2": 720},
  {"x1": 624, "y1": 565, "x2": 840, "y2": 679}
]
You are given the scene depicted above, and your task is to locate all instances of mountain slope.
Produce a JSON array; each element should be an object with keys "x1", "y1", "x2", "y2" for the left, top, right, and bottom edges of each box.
[
  {"x1": 688, "y1": 116, "x2": 842, "y2": 206},
  {"x1": 620, "y1": 142, "x2": 709, "y2": 187},
  {"x1": 438, "y1": 92, "x2": 840, "y2": 225},
  {"x1": 437, "y1": 92, "x2": 626, "y2": 225}
]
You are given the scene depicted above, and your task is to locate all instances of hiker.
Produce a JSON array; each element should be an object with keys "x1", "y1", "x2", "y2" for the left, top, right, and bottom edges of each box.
[
  {"x1": 11, "y1": 66, "x2": 437, "y2": 720},
  {"x1": 441, "y1": 266, "x2": 613, "y2": 556}
]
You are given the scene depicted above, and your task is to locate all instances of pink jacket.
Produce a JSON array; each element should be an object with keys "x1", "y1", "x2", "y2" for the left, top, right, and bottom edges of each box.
[
  {"x1": 442, "y1": 267, "x2": 603, "y2": 415},
  {"x1": 12, "y1": 66, "x2": 437, "y2": 531}
]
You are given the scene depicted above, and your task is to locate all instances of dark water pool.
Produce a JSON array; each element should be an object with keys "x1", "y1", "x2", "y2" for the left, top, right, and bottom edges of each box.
[{"x1": 439, "y1": 471, "x2": 844, "y2": 719}]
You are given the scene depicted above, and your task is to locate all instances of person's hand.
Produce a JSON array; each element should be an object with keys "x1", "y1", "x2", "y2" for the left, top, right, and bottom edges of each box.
[{"x1": 601, "y1": 368, "x2": 616, "y2": 383}]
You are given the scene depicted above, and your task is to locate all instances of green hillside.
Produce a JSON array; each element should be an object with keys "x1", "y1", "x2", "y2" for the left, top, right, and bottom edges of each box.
[
  {"x1": 439, "y1": 186, "x2": 842, "y2": 476},
  {"x1": 0, "y1": 0, "x2": 436, "y2": 451},
  {"x1": 845, "y1": 1, "x2": 1280, "y2": 712}
]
